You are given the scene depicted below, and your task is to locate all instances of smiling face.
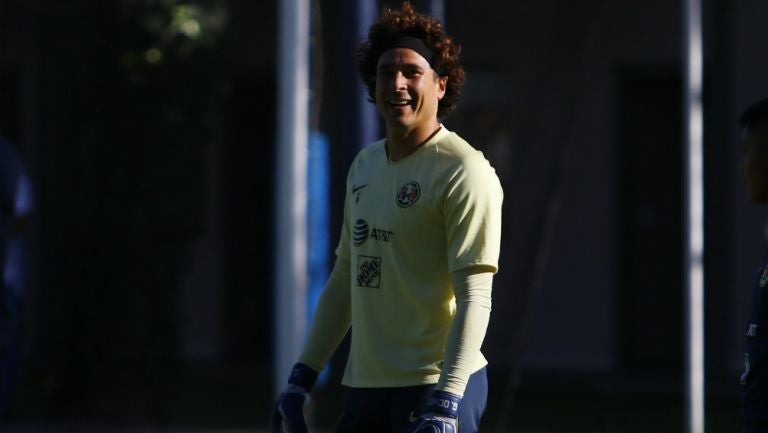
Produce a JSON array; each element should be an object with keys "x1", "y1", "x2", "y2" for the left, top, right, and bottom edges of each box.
[
  {"x1": 742, "y1": 124, "x2": 768, "y2": 204},
  {"x1": 375, "y1": 47, "x2": 446, "y2": 137}
]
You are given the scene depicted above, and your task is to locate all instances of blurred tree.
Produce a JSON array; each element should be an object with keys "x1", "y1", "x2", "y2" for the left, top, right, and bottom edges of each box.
[{"x1": 14, "y1": 0, "x2": 230, "y2": 425}]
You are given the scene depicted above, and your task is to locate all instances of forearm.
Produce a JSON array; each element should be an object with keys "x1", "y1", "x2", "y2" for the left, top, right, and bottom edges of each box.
[
  {"x1": 437, "y1": 268, "x2": 493, "y2": 396},
  {"x1": 297, "y1": 256, "x2": 352, "y2": 372}
]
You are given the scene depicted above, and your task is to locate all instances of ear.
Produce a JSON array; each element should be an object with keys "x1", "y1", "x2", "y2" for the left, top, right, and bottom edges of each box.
[{"x1": 436, "y1": 75, "x2": 447, "y2": 100}]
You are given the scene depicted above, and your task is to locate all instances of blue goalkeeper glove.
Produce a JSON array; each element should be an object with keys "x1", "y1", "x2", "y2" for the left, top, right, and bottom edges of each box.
[
  {"x1": 271, "y1": 363, "x2": 318, "y2": 433},
  {"x1": 405, "y1": 390, "x2": 461, "y2": 433}
]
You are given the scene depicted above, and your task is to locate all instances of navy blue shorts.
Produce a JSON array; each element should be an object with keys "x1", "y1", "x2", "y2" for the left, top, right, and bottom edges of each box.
[{"x1": 333, "y1": 366, "x2": 487, "y2": 433}]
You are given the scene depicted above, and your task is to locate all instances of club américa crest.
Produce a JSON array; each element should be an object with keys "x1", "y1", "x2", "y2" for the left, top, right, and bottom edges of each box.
[{"x1": 396, "y1": 181, "x2": 420, "y2": 208}]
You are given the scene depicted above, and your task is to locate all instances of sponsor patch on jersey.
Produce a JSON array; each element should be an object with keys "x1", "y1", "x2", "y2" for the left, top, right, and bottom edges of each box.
[
  {"x1": 760, "y1": 265, "x2": 768, "y2": 288},
  {"x1": 353, "y1": 219, "x2": 369, "y2": 246},
  {"x1": 370, "y1": 228, "x2": 393, "y2": 242},
  {"x1": 353, "y1": 219, "x2": 393, "y2": 246},
  {"x1": 396, "y1": 181, "x2": 420, "y2": 208},
  {"x1": 356, "y1": 255, "x2": 381, "y2": 288}
]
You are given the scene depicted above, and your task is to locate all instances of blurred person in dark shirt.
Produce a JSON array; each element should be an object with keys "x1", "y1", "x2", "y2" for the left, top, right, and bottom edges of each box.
[
  {"x1": 0, "y1": 135, "x2": 32, "y2": 417},
  {"x1": 739, "y1": 96, "x2": 768, "y2": 433}
]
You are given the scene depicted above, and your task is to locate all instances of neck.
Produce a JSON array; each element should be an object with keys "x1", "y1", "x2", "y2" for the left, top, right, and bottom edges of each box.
[{"x1": 386, "y1": 120, "x2": 442, "y2": 162}]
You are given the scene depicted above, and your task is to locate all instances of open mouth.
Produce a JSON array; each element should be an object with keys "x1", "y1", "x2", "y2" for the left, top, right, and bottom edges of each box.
[{"x1": 389, "y1": 99, "x2": 411, "y2": 107}]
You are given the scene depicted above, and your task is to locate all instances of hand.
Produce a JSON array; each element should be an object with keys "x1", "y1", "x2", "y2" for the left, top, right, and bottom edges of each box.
[
  {"x1": 271, "y1": 363, "x2": 318, "y2": 433},
  {"x1": 406, "y1": 412, "x2": 457, "y2": 433},
  {"x1": 271, "y1": 384, "x2": 310, "y2": 433},
  {"x1": 406, "y1": 390, "x2": 461, "y2": 433}
]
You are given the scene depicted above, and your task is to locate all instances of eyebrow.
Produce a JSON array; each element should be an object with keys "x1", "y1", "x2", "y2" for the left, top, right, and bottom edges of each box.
[{"x1": 377, "y1": 62, "x2": 425, "y2": 71}]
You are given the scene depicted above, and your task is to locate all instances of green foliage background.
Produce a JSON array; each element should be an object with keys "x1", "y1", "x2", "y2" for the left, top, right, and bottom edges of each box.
[{"x1": 4, "y1": 0, "x2": 269, "y2": 425}]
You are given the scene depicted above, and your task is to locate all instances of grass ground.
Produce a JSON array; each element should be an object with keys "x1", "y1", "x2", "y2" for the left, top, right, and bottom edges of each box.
[{"x1": 0, "y1": 365, "x2": 742, "y2": 433}]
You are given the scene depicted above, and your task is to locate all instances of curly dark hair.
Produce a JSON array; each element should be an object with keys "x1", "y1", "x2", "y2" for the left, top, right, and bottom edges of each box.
[{"x1": 355, "y1": 2, "x2": 465, "y2": 118}]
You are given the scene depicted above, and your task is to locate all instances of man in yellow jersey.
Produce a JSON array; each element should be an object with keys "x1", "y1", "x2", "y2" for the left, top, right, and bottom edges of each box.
[{"x1": 272, "y1": 3, "x2": 503, "y2": 433}]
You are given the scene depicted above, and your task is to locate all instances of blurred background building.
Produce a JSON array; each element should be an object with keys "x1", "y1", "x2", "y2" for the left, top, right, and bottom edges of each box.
[{"x1": 0, "y1": 0, "x2": 767, "y2": 432}]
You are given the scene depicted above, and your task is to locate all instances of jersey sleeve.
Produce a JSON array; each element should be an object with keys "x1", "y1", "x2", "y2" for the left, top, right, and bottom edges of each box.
[
  {"x1": 437, "y1": 268, "x2": 493, "y2": 396},
  {"x1": 442, "y1": 154, "x2": 503, "y2": 273},
  {"x1": 297, "y1": 254, "x2": 352, "y2": 372},
  {"x1": 335, "y1": 188, "x2": 352, "y2": 262},
  {"x1": 297, "y1": 192, "x2": 353, "y2": 372}
]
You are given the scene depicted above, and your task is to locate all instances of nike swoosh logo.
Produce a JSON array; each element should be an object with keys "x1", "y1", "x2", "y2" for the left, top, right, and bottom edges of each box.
[
  {"x1": 408, "y1": 411, "x2": 418, "y2": 423},
  {"x1": 352, "y1": 184, "x2": 368, "y2": 193}
]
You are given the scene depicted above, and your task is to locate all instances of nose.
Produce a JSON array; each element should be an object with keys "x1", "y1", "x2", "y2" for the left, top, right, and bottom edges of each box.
[{"x1": 393, "y1": 71, "x2": 407, "y2": 91}]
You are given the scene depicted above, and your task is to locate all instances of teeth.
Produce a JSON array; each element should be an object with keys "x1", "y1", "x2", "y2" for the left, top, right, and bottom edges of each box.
[{"x1": 390, "y1": 100, "x2": 410, "y2": 106}]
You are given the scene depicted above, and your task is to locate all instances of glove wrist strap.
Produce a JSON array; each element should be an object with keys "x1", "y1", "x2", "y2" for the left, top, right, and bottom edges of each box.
[
  {"x1": 427, "y1": 390, "x2": 461, "y2": 418},
  {"x1": 287, "y1": 362, "x2": 318, "y2": 391}
]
